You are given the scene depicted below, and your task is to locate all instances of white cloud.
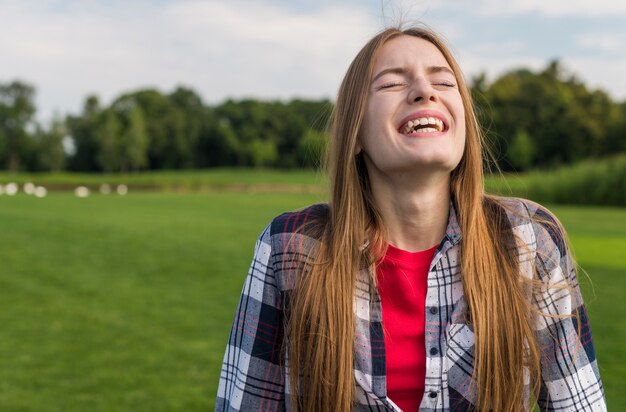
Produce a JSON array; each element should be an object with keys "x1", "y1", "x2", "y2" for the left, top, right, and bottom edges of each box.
[
  {"x1": 576, "y1": 32, "x2": 624, "y2": 53},
  {"x1": 476, "y1": 0, "x2": 626, "y2": 17},
  {"x1": 564, "y1": 56, "x2": 626, "y2": 98},
  {"x1": 0, "y1": 0, "x2": 379, "y2": 121},
  {"x1": 459, "y1": 54, "x2": 546, "y2": 83},
  {"x1": 467, "y1": 40, "x2": 526, "y2": 56},
  {"x1": 0, "y1": 0, "x2": 624, "y2": 125}
]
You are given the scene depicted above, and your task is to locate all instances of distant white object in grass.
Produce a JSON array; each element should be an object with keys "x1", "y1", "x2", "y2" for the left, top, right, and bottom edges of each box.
[
  {"x1": 117, "y1": 184, "x2": 128, "y2": 195},
  {"x1": 24, "y1": 182, "x2": 36, "y2": 195},
  {"x1": 0, "y1": 184, "x2": 4, "y2": 195},
  {"x1": 35, "y1": 186, "x2": 48, "y2": 198},
  {"x1": 100, "y1": 183, "x2": 111, "y2": 194},
  {"x1": 75, "y1": 186, "x2": 90, "y2": 197},
  {"x1": 5, "y1": 182, "x2": 18, "y2": 196}
]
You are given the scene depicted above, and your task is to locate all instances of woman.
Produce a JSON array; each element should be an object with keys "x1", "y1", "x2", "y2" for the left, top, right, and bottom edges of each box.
[{"x1": 216, "y1": 26, "x2": 606, "y2": 411}]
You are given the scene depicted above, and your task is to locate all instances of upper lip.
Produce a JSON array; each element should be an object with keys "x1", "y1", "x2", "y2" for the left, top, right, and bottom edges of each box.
[{"x1": 397, "y1": 109, "x2": 449, "y2": 133}]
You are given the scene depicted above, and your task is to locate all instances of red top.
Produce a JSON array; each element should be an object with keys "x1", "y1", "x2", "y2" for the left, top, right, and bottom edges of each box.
[{"x1": 376, "y1": 243, "x2": 437, "y2": 412}]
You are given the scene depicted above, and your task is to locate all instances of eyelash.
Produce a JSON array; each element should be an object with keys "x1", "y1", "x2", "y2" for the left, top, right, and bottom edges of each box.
[
  {"x1": 377, "y1": 82, "x2": 405, "y2": 90},
  {"x1": 377, "y1": 81, "x2": 456, "y2": 91}
]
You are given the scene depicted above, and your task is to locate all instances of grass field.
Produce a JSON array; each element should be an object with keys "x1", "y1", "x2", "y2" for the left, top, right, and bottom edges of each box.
[
  {"x1": 0, "y1": 169, "x2": 327, "y2": 193},
  {"x1": 0, "y1": 168, "x2": 529, "y2": 195},
  {"x1": 3, "y1": 158, "x2": 624, "y2": 206},
  {"x1": 0, "y1": 192, "x2": 623, "y2": 410}
]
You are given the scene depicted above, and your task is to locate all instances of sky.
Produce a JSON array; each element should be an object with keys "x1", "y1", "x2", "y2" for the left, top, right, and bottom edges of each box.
[{"x1": 1, "y1": 0, "x2": 626, "y2": 123}]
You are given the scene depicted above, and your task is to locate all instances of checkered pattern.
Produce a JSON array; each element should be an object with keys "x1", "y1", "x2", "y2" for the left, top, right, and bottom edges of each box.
[{"x1": 215, "y1": 199, "x2": 606, "y2": 411}]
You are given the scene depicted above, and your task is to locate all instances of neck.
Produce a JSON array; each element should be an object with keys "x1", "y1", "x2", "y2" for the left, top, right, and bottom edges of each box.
[{"x1": 369, "y1": 169, "x2": 451, "y2": 252}]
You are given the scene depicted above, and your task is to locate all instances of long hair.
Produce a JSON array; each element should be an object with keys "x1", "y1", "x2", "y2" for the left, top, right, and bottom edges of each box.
[{"x1": 287, "y1": 26, "x2": 541, "y2": 411}]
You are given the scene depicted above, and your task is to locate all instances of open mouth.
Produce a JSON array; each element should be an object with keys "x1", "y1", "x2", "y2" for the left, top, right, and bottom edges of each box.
[{"x1": 399, "y1": 116, "x2": 446, "y2": 135}]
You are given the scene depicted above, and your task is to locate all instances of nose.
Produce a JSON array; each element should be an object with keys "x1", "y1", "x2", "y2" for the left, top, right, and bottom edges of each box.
[{"x1": 407, "y1": 79, "x2": 437, "y2": 104}]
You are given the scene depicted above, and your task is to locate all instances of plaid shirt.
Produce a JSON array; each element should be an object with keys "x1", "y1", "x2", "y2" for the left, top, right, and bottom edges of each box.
[{"x1": 216, "y1": 198, "x2": 606, "y2": 411}]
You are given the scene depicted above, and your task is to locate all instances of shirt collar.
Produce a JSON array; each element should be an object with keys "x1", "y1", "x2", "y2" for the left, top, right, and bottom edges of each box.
[{"x1": 444, "y1": 200, "x2": 462, "y2": 246}]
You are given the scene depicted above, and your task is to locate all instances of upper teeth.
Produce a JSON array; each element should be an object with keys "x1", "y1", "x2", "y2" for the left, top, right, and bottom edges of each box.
[{"x1": 403, "y1": 117, "x2": 444, "y2": 134}]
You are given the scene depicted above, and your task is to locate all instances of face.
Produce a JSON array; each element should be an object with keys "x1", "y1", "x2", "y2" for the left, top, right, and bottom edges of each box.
[{"x1": 359, "y1": 35, "x2": 466, "y2": 180}]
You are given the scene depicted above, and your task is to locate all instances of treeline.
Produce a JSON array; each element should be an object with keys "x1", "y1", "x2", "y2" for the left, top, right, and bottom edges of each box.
[
  {"x1": 0, "y1": 84, "x2": 331, "y2": 172},
  {"x1": 472, "y1": 61, "x2": 626, "y2": 170},
  {"x1": 1, "y1": 60, "x2": 624, "y2": 173}
]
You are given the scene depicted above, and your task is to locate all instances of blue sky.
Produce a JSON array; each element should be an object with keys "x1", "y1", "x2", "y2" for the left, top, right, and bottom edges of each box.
[{"x1": 1, "y1": 0, "x2": 625, "y2": 123}]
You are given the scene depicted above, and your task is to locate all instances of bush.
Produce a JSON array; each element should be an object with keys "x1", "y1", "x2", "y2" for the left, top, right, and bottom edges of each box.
[{"x1": 524, "y1": 154, "x2": 626, "y2": 206}]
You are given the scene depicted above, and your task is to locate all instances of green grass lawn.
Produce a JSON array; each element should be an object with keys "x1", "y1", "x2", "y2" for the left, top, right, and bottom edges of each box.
[
  {"x1": 0, "y1": 168, "x2": 516, "y2": 195},
  {"x1": 2, "y1": 155, "x2": 625, "y2": 207},
  {"x1": 0, "y1": 169, "x2": 328, "y2": 193},
  {"x1": 0, "y1": 193, "x2": 623, "y2": 410}
]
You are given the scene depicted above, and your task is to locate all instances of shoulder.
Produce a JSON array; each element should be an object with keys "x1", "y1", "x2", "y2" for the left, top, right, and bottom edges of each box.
[
  {"x1": 252, "y1": 203, "x2": 328, "y2": 256},
  {"x1": 495, "y1": 197, "x2": 571, "y2": 274},
  {"x1": 495, "y1": 196, "x2": 564, "y2": 235},
  {"x1": 492, "y1": 197, "x2": 567, "y2": 250},
  {"x1": 269, "y1": 203, "x2": 329, "y2": 238},
  {"x1": 263, "y1": 203, "x2": 328, "y2": 291},
  {"x1": 261, "y1": 203, "x2": 329, "y2": 257}
]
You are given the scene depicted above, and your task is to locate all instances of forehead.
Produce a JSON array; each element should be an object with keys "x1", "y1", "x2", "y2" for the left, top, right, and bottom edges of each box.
[{"x1": 372, "y1": 35, "x2": 451, "y2": 71}]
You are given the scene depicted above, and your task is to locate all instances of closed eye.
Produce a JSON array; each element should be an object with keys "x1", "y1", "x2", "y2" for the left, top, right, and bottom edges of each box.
[
  {"x1": 376, "y1": 82, "x2": 405, "y2": 90},
  {"x1": 434, "y1": 81, "x2": 456, "y2": 88}
]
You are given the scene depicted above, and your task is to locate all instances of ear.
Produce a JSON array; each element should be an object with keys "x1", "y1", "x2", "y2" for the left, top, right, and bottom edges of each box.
[{"x1": 355, "y1": 142, "x2": 362, "y2": 155}]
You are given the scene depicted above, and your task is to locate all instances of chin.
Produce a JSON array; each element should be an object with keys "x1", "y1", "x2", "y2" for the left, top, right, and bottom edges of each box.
[{"x1": 407, "y1": 153, "x2": 461, "y2": 170}]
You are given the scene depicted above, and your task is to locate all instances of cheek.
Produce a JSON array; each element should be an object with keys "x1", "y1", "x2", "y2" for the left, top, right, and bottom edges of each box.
[
  {"x1": 452, "y1": 100, "x2": 466, "y2": 137},
  {"x1": 364, "y1": 101, "x2": 379, "y2": 131},
  {"x1": 357, "y1": 120, "x2": 372, "y2": 154},
  {"x1": 360, "y1": 104, "x2": 382, "y2": 151},
  {"x1": 458, "y1": 117, "x2": 466, "y2": 140},
  {"x1": 365, "y1": 94, "x2": 393, "y2": 127},
  {"x1": 457, "y1": 119, "x2": 467, "y2": 153},
  {"x1": 456, "y1": 118, "x2": 467, "y2": 161}
]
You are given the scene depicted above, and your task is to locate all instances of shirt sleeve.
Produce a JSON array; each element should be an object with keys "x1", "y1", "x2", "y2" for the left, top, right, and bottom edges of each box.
[
  {"x1": 215, "y1": 223, "x2": 286, "y2": 411},
  {"x1": 531, "y1": 208, "x2": 606, "y2": 411}
]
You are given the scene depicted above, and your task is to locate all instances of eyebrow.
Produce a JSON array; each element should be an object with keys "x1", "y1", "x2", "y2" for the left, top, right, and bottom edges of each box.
[{"x1": 371, "y1": 65, "x2": 455, "y2": 83}]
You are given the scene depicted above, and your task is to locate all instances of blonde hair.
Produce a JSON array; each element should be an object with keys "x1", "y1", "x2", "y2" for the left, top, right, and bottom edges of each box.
[{"x1": 287, "y1": 26, "x2": 541, "y2": 411}]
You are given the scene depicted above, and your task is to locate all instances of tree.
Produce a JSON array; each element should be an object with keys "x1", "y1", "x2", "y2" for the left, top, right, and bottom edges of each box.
[
  {"x1": 507, "y1": 129, "x2": 535, "y2": 171},
  {"x1": 606, "y1": 102, "x2": 626, "y2": 153},
  {"x1": 121, "y1": 106, "x2": 148, "y2": 171},
  {"x1": 36, "y1": 118, "x2": 66, "y2": 171},
  {"x1": 96, "y1": 110, "x2": 122, "y2": 172},
  {"x1": 167, "y1": 87, "x2": 205, "y2": 168},
  {"x1": 298, "y1": 129, "x2": 327, "y2": 168},
  {"x1": 66, "y1": 95, "x2": 102, "y2": 171},
  {"x1": 214, "y1": 98, "x2": 331, "y2": 168},
  {"x1": 248, "y1": 139, "x2": 278, "y2": 167},
  {"x1": 476, "y1": 60, "x2": 622, "y2": 169},
  {"x1": 0, "y1": 81, "x2": 36, "y2": 171},
  {"x1": 195, "y1": 113, "x2": 240, "y2": 167},
  {"x1": 114, "y1": 89, "x2": 170, "y2": 169}
]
